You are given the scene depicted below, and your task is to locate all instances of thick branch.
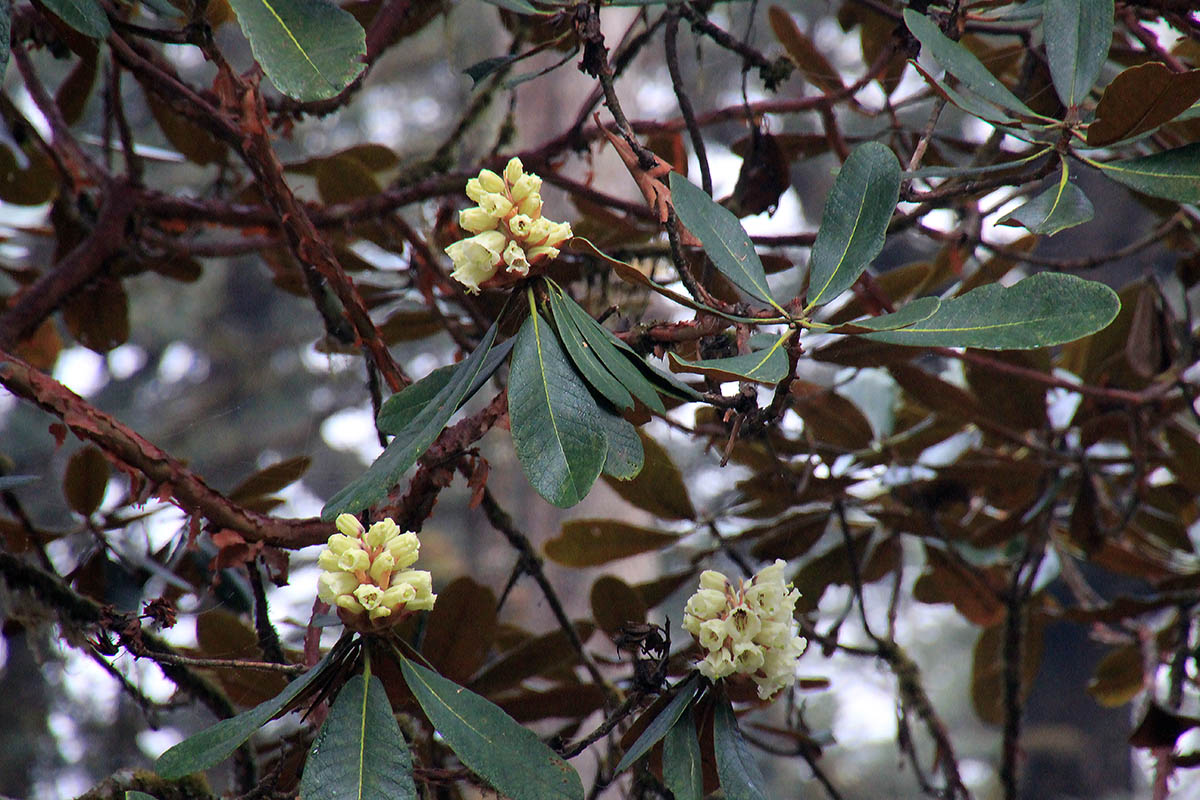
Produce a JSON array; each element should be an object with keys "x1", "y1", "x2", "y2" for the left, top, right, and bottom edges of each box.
[{"x1": 0, "y1": 349, "x2": 331, "y2": 547}]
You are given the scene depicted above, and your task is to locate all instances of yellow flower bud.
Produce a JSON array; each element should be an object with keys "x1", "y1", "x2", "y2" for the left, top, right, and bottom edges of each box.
[
  {"x1": 517, "y1": 194, "x2": 542, "y2": 218},
  {"x1": 337, "y1": 548, "x2": 370, "y2": 573},
  {"x1": 317, "y1": 549, "x2": 342, "y2": 572},
  {"x1": 366, "y1": 518, "x2": 401, "y2": 549},
  {"x1": 699, "y1": 649, "x2": 736, "y2": 681},
  {"x1": 465, "y1": 178, "x2": 487, "y2": 203},
  {"x1": 685, "y1": 588, "x2": 727, "y2": 620},
  {"x1": 544, "y1": 220, "x2": 573, "y2": 248},
  {"x1": 335, "y1": 514, "x2": 364, "y2": 538},
  {"x1": 504, "y1": 157, "x2": 524, "y2": 187},
  {"x1": 699, "y1": 570, "x2": 728, "y2": 592},
  {"x1": 460, "y1": 207, "x2": 499, "y2": 234},
  {"x1": 336, "y1": 594, "x2": 365, "y2": 614},
  {"x1": 318, "y1": 571, "x2": 358, "y2": 603},
  {"x1": 509, "y1": 173, "x2": 542, "y2": 204},
  {"x1": 381, "y1": 583, "x2": 416, "y2": 607},
  {"x1": 327, "y1": 533, "x2": 356, "y2": 554},
  {"x1": 369, "y1": 551, "x2": 395, "y2": 583},
  {"x1": 527, "y1": 246, "x2": 559, "y2": 263},
  {"x1": 446, "y1": 230, "x2": 506, "y2": 293},
  {"x1": 478, "y1": 192, "x2": 514, "y2": 218},
  {"x1": 393, "y1": 569, "x2": 433, "y2": 598},
  {"x1": 733, "y1": 641, "x2": 765, "y2": 673},
  {"x1": 477, "y1": 169, "x2": 505, "y2": 193},
  {"x1": 407, "y1": 591, "x2": 437, "y2": 612},
  {"x1": 386, "y1": 532, "x2": 420, "y2": 569}
]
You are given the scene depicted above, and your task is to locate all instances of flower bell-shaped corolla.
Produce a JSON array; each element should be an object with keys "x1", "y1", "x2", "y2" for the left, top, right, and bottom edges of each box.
[
  {"x1": 444, "y1": 157, "x2": 573, "y2": 293},
  {"x1": 317, "y1": 514, "x2": 436, "y2": 632},
  {"x1": 681, "y1": 560, "x2": 807, "y2": 700}
]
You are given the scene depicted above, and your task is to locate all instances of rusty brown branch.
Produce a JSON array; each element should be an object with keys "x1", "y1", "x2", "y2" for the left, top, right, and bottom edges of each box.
[{"x1": 0, "y1": 349, "x2": 331, "y2": 547}]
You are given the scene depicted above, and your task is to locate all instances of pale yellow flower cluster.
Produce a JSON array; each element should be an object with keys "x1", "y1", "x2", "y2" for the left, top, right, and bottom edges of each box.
[
  {"x1": 444, "y1": 157, "x2": 573, "y2": 293},
  {"x1": 317, "y1": 514, "x2": 436, "y2": 631},
  {"x1": 682, "y1": 560, "x2": 806, "y2": 700}
]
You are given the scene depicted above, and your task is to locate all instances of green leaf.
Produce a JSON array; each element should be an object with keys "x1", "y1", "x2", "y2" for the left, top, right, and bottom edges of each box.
[
  {"x1": 1043, "y1": 0, "x2": 1113, "y2": 108},
  {"x1": 554, "y1": 293, "x2": 667, "y2": 414},
  {"x1": 595, "y1": 408, "x2": 644, "y2": 480},
  {"x1": 908, "y1": 58, "x2": 1019, "y2": 125},
  {"x1": 996, "y1": 167, "x2": 1094, "y2": 235},
  {"x1": 904, "y1": 9, "x2": 1038, "y2": 119},
  {"x1": 669, "y1": 172, "x2": 779, "y2": 307},
  {"x1": 322, "y1": 322, "x2": 500, "y2": 518},
  {"x1": 830, "y1": 296, "x2": 940, "y2": 333},
  {"x1": 509, "y1": 312, "x2": 608, "y2": 508},
  {"x1": 547, "y1": 288, "x2": 634, "y2": 411},
  {"x1": 906, "y1": 150, "x2": 1049, "y2": 180},
  {"x1": 545, "y1": 519, "x2": 678, "y2": 567},
  {"x1": 227, "y1": 0, "x2": 366, "y2": 101},
  {"x1": 376, "y1": 339, "x2": 514, "y2": 435},
  {"x1": 668, "y1": 331, "x2": 791, "y2": 385},
  {"x1": 863, "y1": 273, "x2": 1120, "y2": 349},
  {"x1": 156, "y1": 649, "x2": 333, "y2": 779},
  {"x1": 1087, "y1": 63, "x2": 1200, "y2": 147},
  {"x1": 397, "y1": 654, "x2": 584, "y2": 800},
  {"x1": 806, "y1": 142, "x2": 901, "y2": 308},
  {"x1": 615, "y1": 673, "x2": 700, "y2": 773},
  {"x1": 662, "y1": 707, "x2": 703, "y2": 800},
  {"x1": 1092, "y1": 143, "x2": 1200, "y2": 203},
  {"x1": 125, "y1": 793, "x2": 158, "y2": 800},
  {"x1": 39, "y1": 0, "x2": 109, "y2": 37},
  {"x1": 713, "y1": 695, "x2": 768, "y2": 800},
  {"x1": 300, "y1": 673, "x2": 416, "y2": 800}
]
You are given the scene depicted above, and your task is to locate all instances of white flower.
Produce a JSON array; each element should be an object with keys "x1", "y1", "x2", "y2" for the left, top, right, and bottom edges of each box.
[
  {"x1": 733, "y1": 642, "x2": 765, "y2": 673},
  {"x1": 723, "y1": 605, "x2": 761, "y2": 644},
  {"x1": 685, "y1": 588, "x2": 728, "y2": 620},
  {"x1": 680, "y1": 561, "x2": 806, "y2": 701},
  {"x1": 446, "y1": 230, "x2": 507, "y2": 293},
  {"x1": 699, "y1": 649, "x2": 736, "y2": 681},
  {"x1": 698, "y1": 618, "x2": 726, "y2": 651}
]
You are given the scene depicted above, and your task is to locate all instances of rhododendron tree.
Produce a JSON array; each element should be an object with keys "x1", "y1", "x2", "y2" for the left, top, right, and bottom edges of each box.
[{"x1": 2, "y1": 0, "x2": 1200, "y2": 798}]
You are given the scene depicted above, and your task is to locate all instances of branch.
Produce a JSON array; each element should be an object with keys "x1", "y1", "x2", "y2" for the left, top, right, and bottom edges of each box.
[
  {"x1": 479, "y1": 487, "x2": 613, "y2": 695},
  {"x1": 0, "y1": 181, "x2": 138, "y2": 350},
  {"x1": 0, "y1": 349, "x2": 331, "y2": 547}
]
